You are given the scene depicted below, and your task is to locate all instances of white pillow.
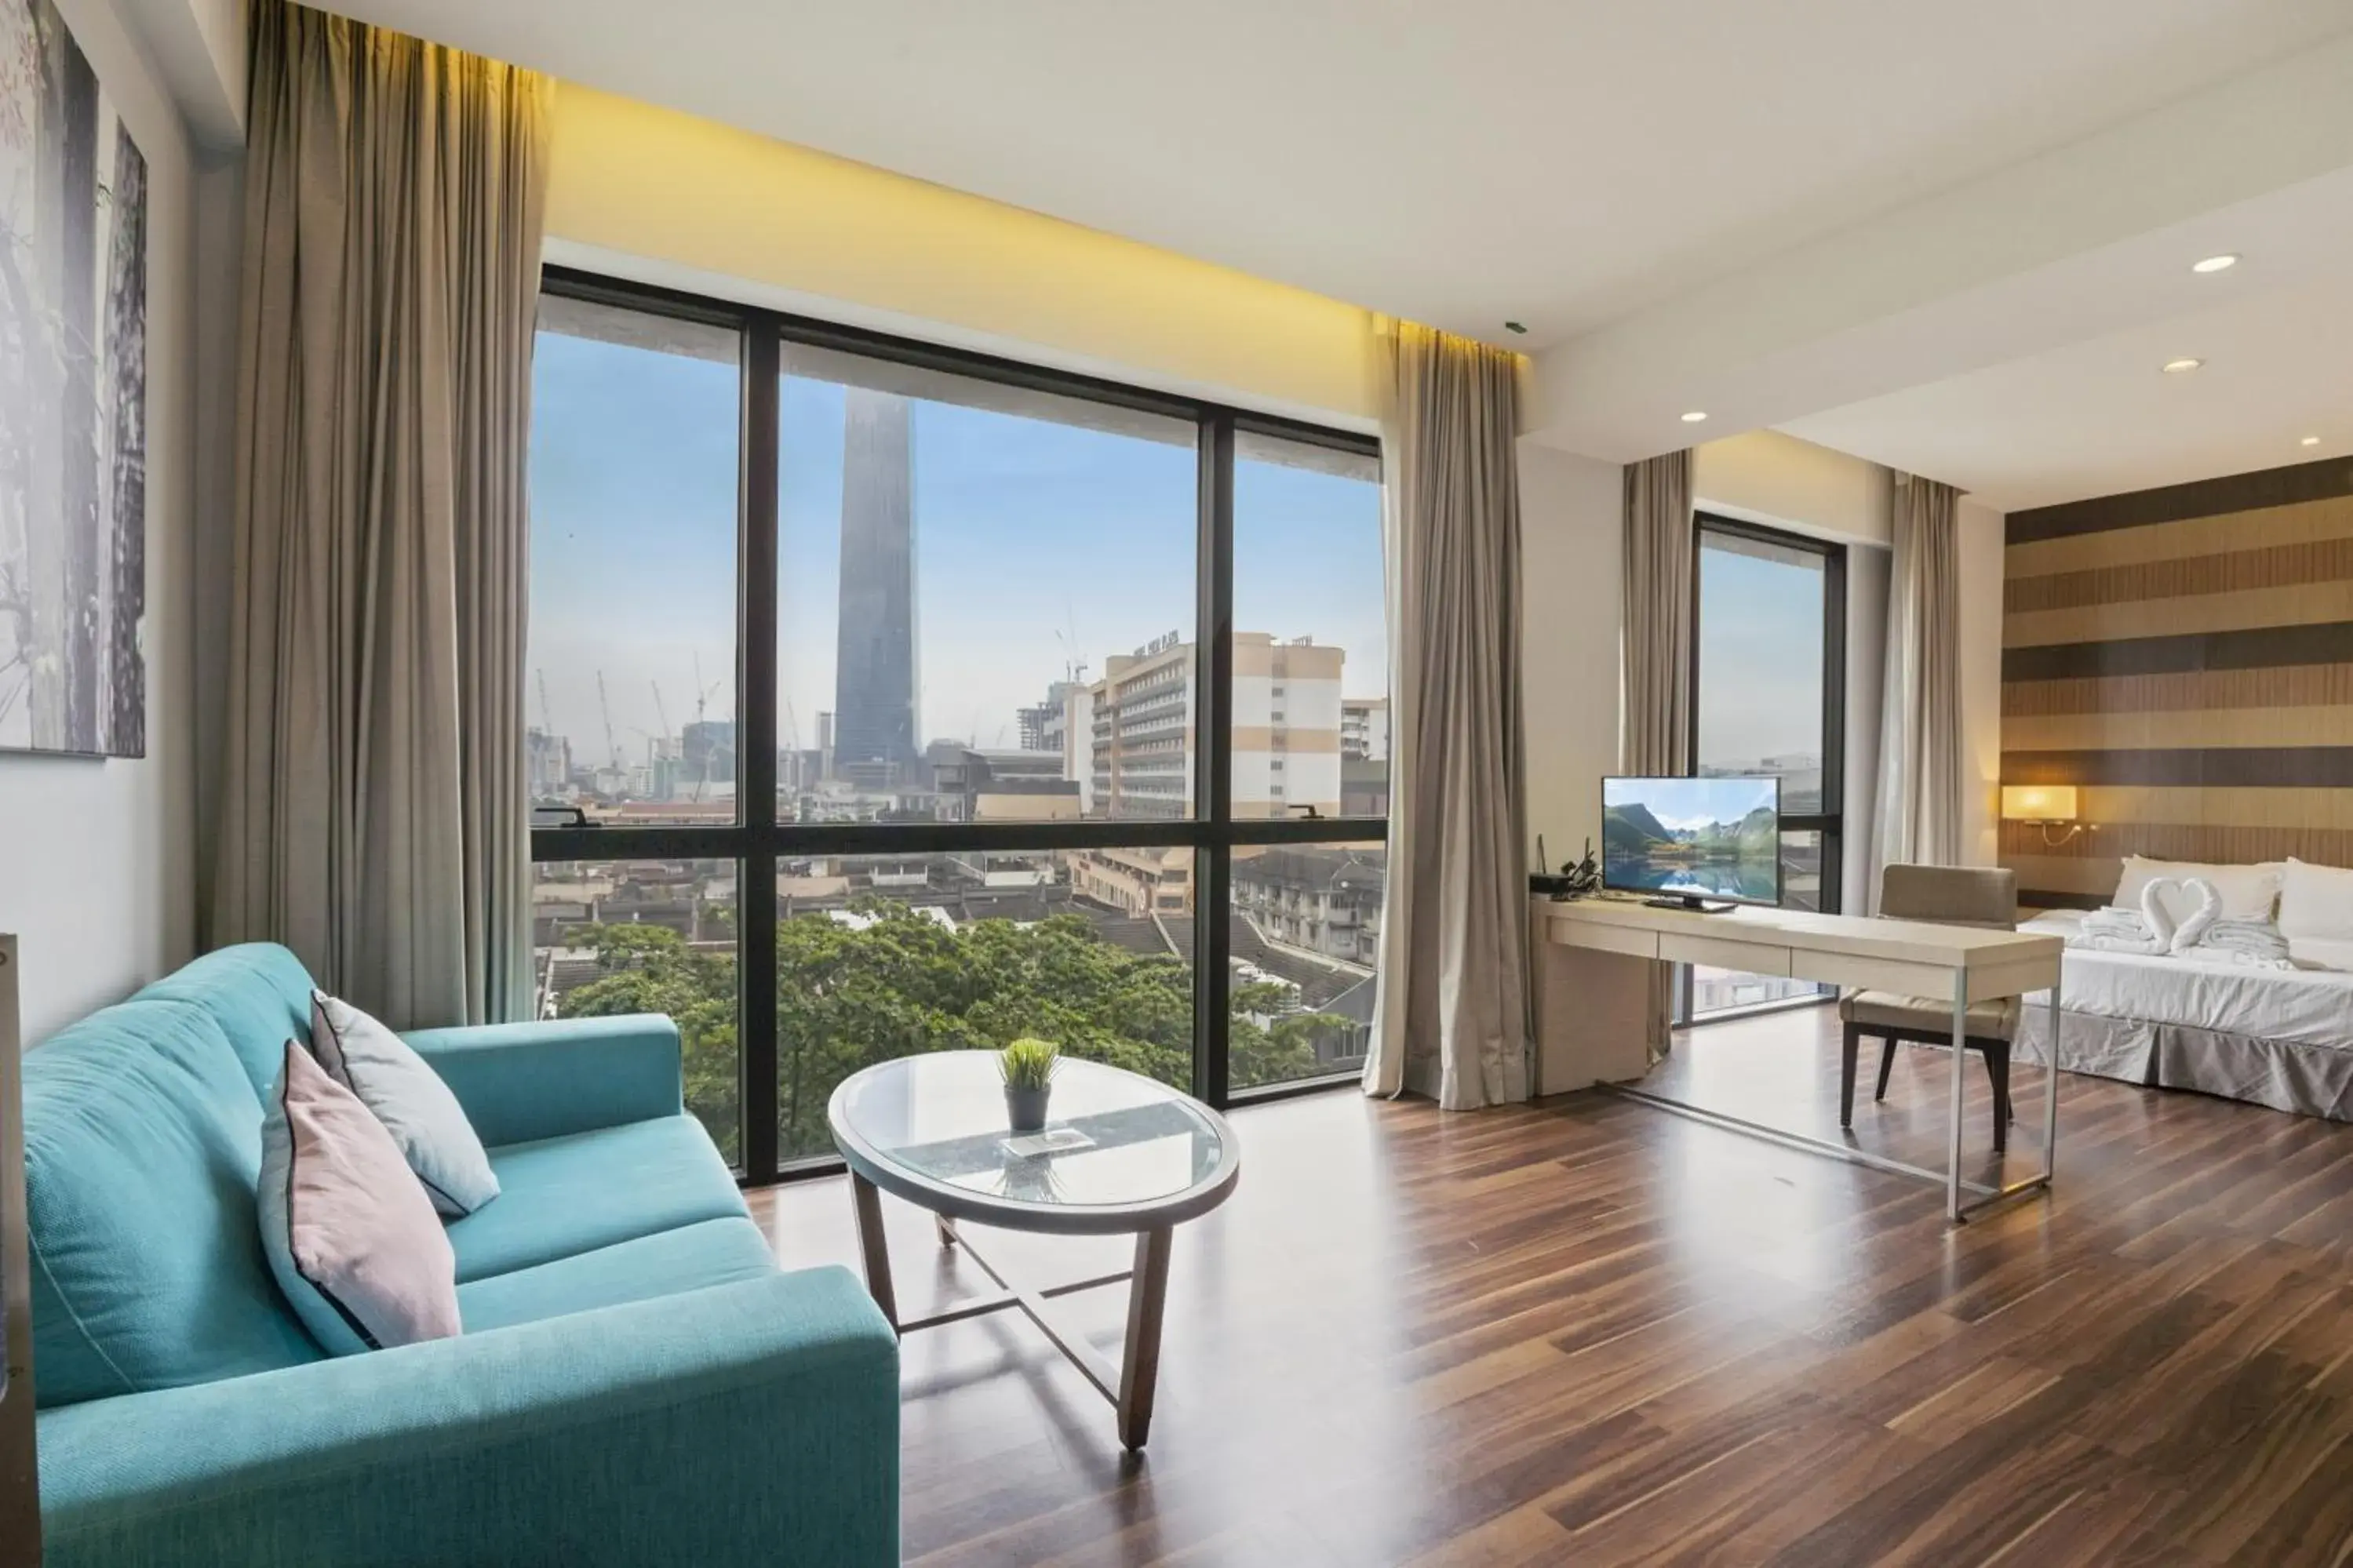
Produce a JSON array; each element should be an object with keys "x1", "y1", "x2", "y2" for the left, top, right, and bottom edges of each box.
[
  {"x1": 2279, "y1": 858, "x2": 2353, "y2": 966},
  {"x1": 2290, "y1": 939, "x2": 2353, "y2": 973},
  {"x1": 260, "y1": 1040, "x2": 462, "y2": 1355},
  {"x1": 2113, "y1": 857, "x2": 2283, "y2": 924},
  {"x1": 311, "y1": 991, "x2": 500, "y2": 1217}
]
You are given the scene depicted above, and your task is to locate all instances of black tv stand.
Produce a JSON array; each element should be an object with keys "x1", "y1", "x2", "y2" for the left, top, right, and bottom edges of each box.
[{"x1": 1643, "y1": 894, "x2": 1736, "y2": 915}]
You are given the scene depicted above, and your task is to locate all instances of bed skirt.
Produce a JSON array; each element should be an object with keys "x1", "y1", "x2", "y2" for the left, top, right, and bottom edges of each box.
[{"x1": 2014, "y1": 1006, "x2": 2353, "y2": 1123}]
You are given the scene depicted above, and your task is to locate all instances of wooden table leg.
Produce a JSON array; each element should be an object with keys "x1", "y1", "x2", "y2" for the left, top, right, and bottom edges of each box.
[
  {"x1": 1117, "y1": 1225, "x2": 1174, "y2": 1451},
  {"x1": 849, "y1": 1172, "x2": 898, "y2": 1330}
]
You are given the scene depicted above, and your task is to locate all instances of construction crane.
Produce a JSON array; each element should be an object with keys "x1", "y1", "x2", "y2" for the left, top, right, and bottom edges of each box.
[
  {"x1": 691, "y1": 652, "x2": 723, "y2": 726},
  {"x1": 595, "y1": 671, "x2": 622, "y2": 773},
  {"x1": 650, "y1": 682, "x2": 672, "y2": 751},
  {"x1": 688, "y1": 653, "x2": 727, "y2": 802},
  {"x1": 535, "y1": 669, "x2": 555, "y2": 736}
]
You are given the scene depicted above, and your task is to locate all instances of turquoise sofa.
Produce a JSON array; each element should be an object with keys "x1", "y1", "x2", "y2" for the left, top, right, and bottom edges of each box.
[{"x1": 23, "y1": 943, "x2": 900, "y2": 1567}]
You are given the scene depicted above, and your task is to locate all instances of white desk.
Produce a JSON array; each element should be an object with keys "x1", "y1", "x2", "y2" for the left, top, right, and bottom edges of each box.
[{"x1": 1531, "y1": 894, "x2": 2065, "y2": 1221}]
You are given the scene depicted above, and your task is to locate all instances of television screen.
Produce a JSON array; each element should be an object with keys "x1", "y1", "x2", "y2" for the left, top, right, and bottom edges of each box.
[{"x1": 1601, "y1": 776, "x2": 1783, "y2": 907}]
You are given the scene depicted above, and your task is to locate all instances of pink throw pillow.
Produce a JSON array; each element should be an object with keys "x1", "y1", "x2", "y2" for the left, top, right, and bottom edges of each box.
[{"x1": 257, "y1": 1040, "x2": 461, "y2": 1354}]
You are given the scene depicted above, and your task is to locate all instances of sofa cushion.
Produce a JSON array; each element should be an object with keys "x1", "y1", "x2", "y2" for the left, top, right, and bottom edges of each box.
[
  {"x1": 456, "y1": 1217, "x2": 777, "y2": 1333},
  {"x1": 1841, "y1": 989, "x2": 2020, "y2": 1039},
  {"x1": 26, "y1": 999, "x2": 323, "y2": 1408},
  {"x1": 136, "y1": 943, "x2": 318, "y2": 1104},
  {"x1": 311, "y1": 991, "x2": 499, "y2": 1216},
  {"x1": 448, "y1": 1114, "x2": 747, "y2": 1283},
  {"x1": 260, "y1": 1042, "x2": 464, "y2": 1355}
]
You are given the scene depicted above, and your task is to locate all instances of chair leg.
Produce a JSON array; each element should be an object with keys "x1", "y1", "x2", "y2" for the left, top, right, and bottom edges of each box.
[
  {"x1": 1983, "y1": 1042, "x2": 2011, "y2": 1154},
  {"x1": 1874, "y1": 1037, "x2": 1898, "y2": 1102},
  {"x1": 1840, "y1": 1024, "x2": 1859, "y2": 1129}
]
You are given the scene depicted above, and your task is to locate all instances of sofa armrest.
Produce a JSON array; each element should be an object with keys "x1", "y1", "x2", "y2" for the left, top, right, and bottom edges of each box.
[
  {"x1": 37, "y1": 1266, "x2": 899, "y2": 1568},
  {"x1": 405, "y1": 1013, "x2": 682, "y2": 1144}
]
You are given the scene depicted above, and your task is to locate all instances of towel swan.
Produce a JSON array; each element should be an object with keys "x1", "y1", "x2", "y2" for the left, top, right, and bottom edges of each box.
[
  {"x1": 2066, "y1": 876, "x2": 2293, "y2": 967},
  {"x1": 2165, "y1": 877, "x2": 2222, "y2": 955},
  {"x1": 2139, "y1": 877, "x2": 2180, "y2": 951}
]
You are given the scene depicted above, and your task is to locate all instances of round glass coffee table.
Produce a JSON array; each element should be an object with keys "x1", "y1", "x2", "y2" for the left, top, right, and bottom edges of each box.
[{"x1": 828, "y1": 1050, "x2": 1240, "y2": 1450}]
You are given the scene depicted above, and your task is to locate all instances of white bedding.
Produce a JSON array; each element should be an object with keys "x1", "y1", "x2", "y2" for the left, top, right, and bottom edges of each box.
[{"x1": 2023, "y1": 911, "x2": 2353, "y2": 1053}]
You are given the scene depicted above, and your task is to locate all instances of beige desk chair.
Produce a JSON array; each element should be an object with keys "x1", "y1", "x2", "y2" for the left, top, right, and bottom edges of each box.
[{"x1": 1840, "y1": 864, "x2": 2020, "y2": 1152}]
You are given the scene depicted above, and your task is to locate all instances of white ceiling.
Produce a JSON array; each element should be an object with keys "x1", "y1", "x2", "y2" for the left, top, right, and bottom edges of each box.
[
  {"x1": 320, "y1": 0, "x2": 2348, "y2": 346},
  {"x1": 315, "y1": 0, "x2": 2353, "y2": 509},
  {"x1": 1786, "y1": 231, "x2": 2353, "y2": 512}
]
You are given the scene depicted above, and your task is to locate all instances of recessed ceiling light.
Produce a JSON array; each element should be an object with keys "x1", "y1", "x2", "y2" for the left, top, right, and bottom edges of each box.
[
  {"x1": 2162, "y1": 358, "x2": 2204, "y2": 374},
  {"x1": 2303, "y1": 435, "x2": 2322, "y2": 446},
  {"x1": 2191, "y1": 253, "x2": 2240, "y2": 274},
  {"x1": 1503, "y1": 321, "x2": 1528, "y2": 335},
  {"x1": 1680, "y1": 410, "x2": 1708, "y2": 423}
]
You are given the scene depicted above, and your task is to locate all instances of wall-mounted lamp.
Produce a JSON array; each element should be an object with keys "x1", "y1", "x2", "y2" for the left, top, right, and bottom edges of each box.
[{"x1": 2002, "y1": 784, "x2": 2087, "y2": 846}]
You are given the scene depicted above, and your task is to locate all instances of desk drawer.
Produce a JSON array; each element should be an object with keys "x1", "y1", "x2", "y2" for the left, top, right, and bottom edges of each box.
[
  {"x1": 1658, "y1": 931, "x2": 1790, "y2": 976},
  {"x1": 1788, "y1": 948, "x2": 1954, "y2": 998},
  {"x1": 1552, "y1": 919, "x2": 1659, "y2": 960}
]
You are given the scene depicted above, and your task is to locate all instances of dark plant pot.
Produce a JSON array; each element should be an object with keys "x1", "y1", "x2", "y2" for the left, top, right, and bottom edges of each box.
[{"x1": 1005, "y1": 1082, "x2": 1051, "y2": 1133}]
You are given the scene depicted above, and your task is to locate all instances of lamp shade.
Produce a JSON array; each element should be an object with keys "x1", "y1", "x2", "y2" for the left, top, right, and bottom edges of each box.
[{"x1": 2002, "y1": 784, "x2": 2078, "y2": 822}]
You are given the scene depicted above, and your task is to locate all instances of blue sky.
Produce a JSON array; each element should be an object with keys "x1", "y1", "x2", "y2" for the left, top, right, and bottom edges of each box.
[
  {"x1": 1694, "y1": 542, "x2": 1826, "y2": 767},
  {"x1": 528, "y1": 331, "x2": 1386, "y2": 760},
  {"x1": 1607, "y1": 775, "x2": 1779, "y2": 831}
]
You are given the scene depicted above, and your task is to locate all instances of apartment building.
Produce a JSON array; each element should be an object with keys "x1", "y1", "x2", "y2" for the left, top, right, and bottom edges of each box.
[{"x1": 1058, "y1": 631, "x2": 1346, "y2": 819}]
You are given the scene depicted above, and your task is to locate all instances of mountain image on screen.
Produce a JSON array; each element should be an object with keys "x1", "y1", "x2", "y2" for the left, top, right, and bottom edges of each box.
[{"x1": 1602, "y1": 778, "x2": 1779, "y2": 903}]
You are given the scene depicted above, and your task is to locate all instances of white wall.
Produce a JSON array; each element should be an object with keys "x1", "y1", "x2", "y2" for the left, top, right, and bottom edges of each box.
[
  {"x1": 1517, "y1": 440, "x2": 1623, "y2": 869},
  {"x1": 1692, "y1": 429, "x2": 1892, "y2": 549},
  {"x1": 1, "y1": 0, "x2": 201, "y2": 1040}
]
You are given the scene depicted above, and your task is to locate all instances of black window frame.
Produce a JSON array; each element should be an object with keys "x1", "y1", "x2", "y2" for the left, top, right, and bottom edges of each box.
[
  {"x1": 527, "y1": 265, "x2": 1387, "y2": 1184},
  {"x1": 1678, "y1": 511, "x2": 1848, "y2": 1023}
]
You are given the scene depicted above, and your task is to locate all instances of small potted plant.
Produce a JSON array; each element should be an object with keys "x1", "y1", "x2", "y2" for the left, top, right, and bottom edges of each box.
[{"x1": 1000, "y1": 1036, "x2": 1059, "y2": 1133}]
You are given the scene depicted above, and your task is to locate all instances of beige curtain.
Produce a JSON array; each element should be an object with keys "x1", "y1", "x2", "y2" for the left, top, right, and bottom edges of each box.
[
  {"x1": 1622, "y1": 453, "x2": 1694, "y2": 780},
  {"x1": 211, "y1": 4, "x2": 551, "y2": 1028},
  {"x1": 1621, "y1": 451, "x2": 1692, "y2": 1056},
  {"x1": 1871, "y1": 472, "x2": 1965, "y2": 899},
  {"x1": 1363, "y1": 322, "x2": 1531, "y2": 1109}
]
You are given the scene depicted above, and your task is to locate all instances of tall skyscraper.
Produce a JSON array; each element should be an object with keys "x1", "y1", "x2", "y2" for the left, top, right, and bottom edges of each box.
[{"x1": 833, "y1": 388, "x2": 919, "y2": 786}]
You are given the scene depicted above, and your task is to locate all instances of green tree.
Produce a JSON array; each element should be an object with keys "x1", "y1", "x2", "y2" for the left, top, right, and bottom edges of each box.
[
  {"x1": 554, "y1": 901, "x2": 1330, "y2": 1165},
  {"x1": 559, "y1": 922, "x2": 742, "y2": 1163}
]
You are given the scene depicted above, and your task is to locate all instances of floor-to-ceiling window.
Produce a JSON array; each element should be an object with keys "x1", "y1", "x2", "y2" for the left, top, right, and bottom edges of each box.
[
  {"x1": 523, "y1": 270, "x2": 1386, "y2": 1179},
  {"x1": 1681, "y1": 514, "x2": 1846, "y2": 1020}
]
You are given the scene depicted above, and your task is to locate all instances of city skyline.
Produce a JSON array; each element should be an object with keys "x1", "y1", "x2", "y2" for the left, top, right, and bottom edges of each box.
[{"x1": 527, "y1": 326, "x2": 1386, "y2": 769}]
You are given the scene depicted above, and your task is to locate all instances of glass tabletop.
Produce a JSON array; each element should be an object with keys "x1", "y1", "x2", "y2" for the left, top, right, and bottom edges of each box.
[{"x1": 828, "y1": 1052, "x2": 1237, "y2": 1224}]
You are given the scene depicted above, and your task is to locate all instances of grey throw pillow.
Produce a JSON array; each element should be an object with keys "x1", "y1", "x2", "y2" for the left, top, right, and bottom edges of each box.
[{"x1": 310, "y1": 991, "x2": 500, "y2": 1217}]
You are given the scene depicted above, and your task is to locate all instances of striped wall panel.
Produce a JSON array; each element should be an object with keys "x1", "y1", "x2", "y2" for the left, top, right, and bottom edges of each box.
[{"x1": 2002, "y1": 467, "x2": 2353, "y2": 908}]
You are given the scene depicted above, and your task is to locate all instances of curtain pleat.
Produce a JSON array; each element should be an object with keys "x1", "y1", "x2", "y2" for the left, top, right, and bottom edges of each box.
[
  {"x1": 1362, "y1": 322, "x2": 1532, "y2": 1109},
  {"x1": 1620, "y1": 453, "x2": 1693, "y2": 778},
  {"x1": 1871, "y1": 472, "x2": 1964, "y2": 900},
  {"x1": 1620, "y1": 451, "x2": 1693, "y2": 1057},
  {"x1": 211, "y1": 2, "x2": 548, "y2": 1028}
]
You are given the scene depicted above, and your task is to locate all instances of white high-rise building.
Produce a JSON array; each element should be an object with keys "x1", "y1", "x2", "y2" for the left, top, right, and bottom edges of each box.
[
  {"x1": 1341, "y1": 697, "x2": 1390, "y2": 762},
  {"x1": 1053, "y1": 631, "x2": 1345, "y2": 820}
]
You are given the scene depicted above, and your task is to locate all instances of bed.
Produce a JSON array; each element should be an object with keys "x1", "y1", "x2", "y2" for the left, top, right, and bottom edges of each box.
[{"x1": 2012, "y1": 906, "x2": 2353, "y2": 1122}]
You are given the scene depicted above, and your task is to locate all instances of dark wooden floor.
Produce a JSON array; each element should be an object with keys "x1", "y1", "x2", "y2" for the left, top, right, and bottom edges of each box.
[{"x1": 747, "y1": 1008, "x2": 2353, "y2": 1566}]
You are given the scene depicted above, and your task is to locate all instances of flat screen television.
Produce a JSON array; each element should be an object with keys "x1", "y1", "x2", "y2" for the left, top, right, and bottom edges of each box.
[{"x1": 1601, "y1": 775, "x2": 1782, "y2": 911}]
